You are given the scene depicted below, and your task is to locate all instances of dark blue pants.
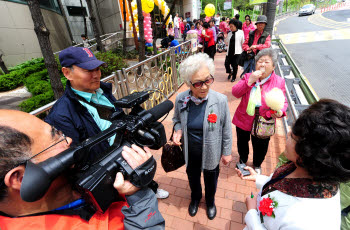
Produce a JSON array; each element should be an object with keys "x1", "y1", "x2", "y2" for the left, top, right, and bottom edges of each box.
[{"x1": 186, "y1": 160, "x2": 220, "y2": 207}]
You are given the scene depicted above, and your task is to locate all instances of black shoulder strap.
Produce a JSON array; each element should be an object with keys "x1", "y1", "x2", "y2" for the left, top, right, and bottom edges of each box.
[
  {"x1": 75, "y1": 94, "x2": 115, "y2": 121},
  {"x1": 342, "y1": 205, "x2": 350, "y2": 217}
]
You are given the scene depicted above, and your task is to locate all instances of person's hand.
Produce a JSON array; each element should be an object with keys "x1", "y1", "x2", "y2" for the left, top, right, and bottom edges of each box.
[
  {"x1": 235, "y1": 166, "x2": 258, "y2": 182},
  {"x1": 271, "y1": 110, "x2": 283, "y2": 119},
  {"x1": 248, "y1": 70, "x2": 263, "y2": 86},
  {"x1": 221, "y1": 154, "x2": 232, "y2": 165},
  {"x1": 113, "y1": 145, "x2": 152, "y2": 195},
  {"x1": 245, "y1": 193, "x2": 258, "y2": 211},
  {"x1": 172, "y1": 129, "x2": 182, "y2": 146},
  {"x1": 250, "y1": 45, "x2": 257, "y2": 50}
]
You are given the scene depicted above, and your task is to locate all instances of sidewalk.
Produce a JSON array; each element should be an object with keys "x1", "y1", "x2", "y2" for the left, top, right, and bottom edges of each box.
[{"x1": 152, "y1": 52, "x2": 286, "y2": 230}]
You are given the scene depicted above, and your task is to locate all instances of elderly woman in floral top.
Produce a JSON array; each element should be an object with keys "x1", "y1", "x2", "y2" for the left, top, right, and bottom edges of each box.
[
  {"x1": 236, "y1": 99, "x2": 350, "y2": 230},
  {"x1": 172, "y1": 53, "x2": 232, "y2": 220}
]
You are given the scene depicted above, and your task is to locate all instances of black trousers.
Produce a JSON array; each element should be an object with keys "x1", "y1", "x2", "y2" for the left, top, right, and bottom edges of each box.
[
  {"x1": 186, "y1": 161, "x2": 219, "y2": 207},
  {"x1": 204, "y1": 45, "x2": 216, "y2": 60},
  {"x1": 236, "y1": 126, "x2": 270, "y2": 167},
  {"x1": 224, "y1": 54, "x2": 240, "y2": 80}
]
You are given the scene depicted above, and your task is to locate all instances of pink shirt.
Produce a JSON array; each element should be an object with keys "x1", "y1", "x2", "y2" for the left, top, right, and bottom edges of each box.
[
  {"x1": 231, "y1": 71, "x2": 288, "y2": 131},
  {"x1": 242, "y1": 22, "x2": 255, "y2": 38},
  {"x1": 168, "y1": 28, "x2": 174, "y2": 36},
  {"x1": 219, "y1": 21, "x2": 229, "y2": 34}
]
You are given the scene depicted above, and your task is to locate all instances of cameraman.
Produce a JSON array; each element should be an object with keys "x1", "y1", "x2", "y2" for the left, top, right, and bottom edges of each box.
[
  {"x1": 45, "y1": 46, "x2": 169, "y2": 200},
  {"x1": 0, "y1": 110, "x2": 165, "y2": 229}
]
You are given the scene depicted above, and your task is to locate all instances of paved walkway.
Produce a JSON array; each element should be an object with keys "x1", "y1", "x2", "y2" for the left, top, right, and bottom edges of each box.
[{"x1": 152, "y1": 52, "x2": 287, "y2": 230}]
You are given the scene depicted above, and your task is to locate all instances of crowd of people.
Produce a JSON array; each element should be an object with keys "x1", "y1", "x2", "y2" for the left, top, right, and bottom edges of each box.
[{"x1": 0, "y1": 13, "x2": 350, "y2": 230}]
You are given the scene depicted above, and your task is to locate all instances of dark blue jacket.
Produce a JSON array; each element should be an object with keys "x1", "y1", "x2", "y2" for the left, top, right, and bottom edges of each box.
[{"x1": 45, "y1": 81, "x2": 121, "y2": 160}]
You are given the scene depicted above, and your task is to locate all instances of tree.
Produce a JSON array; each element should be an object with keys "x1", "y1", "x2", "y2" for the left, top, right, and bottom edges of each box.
[
  {"x1": 128, "y1": 0, "x2": 139, "y2": 50},
  {"x1": 80, "y1": 0, "x2": 88, "y2": 37},
  {"x1": 27, "y1": 0, "x2": 64, "y2": 99},
  {"x1": 85, "y1": 0, "x2": 104, "y2": 52},
  {"x1": 265, "y1": 0, "x2": 277, "y2": 36},
  {"x1": 0, "y1": 54, "x2": 9, "y2": 74},
  {"x1": 136, "y1": 0, "x2": 146, "y2": 61}
]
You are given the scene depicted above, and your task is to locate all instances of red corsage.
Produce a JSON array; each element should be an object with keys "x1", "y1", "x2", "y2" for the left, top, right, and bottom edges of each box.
[
  {"x1": 259, "y1": 195, "x2": 278, "y2": 223},
  {"x1": 207, "y1": 111, "x2": 217, "y2": 131}
]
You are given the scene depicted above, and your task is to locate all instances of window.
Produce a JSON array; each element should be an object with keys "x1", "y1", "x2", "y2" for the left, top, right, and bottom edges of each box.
[
  {"x1": 4, "y1": 0, "x2": 62, "y2": 14},
  {"x1": 67, "y1": 6, "x2": 87, "y2": 17}
]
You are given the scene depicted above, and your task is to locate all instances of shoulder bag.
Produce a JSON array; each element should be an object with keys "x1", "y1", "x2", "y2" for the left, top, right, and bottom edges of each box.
[
  {"x1": 161, "y1": 123, "x2": 185, "y2": 173},
  {"x1": 251, "y1": 107, "x2": 275, "y2": 139}
]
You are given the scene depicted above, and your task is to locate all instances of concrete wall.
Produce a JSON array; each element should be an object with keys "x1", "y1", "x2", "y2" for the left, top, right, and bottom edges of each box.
[
  {"x1": 60, "y1": 0, "x2": 94, "y2": 43},
  {"x1": 0, "y1": 1, "x2": 71, "y2": 66},
  {"x1": 95, "y1": 0, "x2": 123, "y2": 34}
]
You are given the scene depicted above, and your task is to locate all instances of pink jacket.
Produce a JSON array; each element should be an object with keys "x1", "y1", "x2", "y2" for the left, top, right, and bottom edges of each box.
[
  {"x1": 232, "y1": 71, "x2": 288, "y2": 131},
  {"x1": 242, "y1": 23, "x2": 255, "y2": 39}
]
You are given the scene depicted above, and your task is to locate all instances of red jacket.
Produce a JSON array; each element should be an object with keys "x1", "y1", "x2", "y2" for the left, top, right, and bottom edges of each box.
[
  {"x1": 201, "y1": 29, "x2": 215, "y2": 47},
  {"x1": 232, "y1": 71, "x2": 288, "y2": 131},
  {"x1": 0, "y1": 202, "x2": 127, "y2": 230}
]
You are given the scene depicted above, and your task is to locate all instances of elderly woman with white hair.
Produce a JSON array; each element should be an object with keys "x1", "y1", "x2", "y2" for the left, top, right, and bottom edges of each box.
[{"x1": 172, "y1": 53, "x2": 232, "y2": 220}]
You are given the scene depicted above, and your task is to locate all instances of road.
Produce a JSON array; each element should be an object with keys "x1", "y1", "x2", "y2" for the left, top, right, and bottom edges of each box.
[{"x1": 275, "y1": 6, "x2": 350, "y2": 105}]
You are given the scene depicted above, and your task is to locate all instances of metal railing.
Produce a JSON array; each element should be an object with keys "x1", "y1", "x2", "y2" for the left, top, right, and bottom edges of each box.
[{"x1": 30, "y1": 40, "x2": 195, "y2": 116}]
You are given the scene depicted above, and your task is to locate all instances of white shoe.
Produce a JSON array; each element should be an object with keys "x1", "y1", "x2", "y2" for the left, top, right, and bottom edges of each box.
[
  {"x1": 254, "y1": 167, "x2": 261, "y2": 175},
  {"x1": 156, "y1": 189, "x2": 169, "y2": 199}
]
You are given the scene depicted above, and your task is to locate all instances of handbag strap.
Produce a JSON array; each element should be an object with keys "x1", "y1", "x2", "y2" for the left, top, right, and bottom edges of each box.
[
  {"x1": 252, "y1": 106, "x2": 260, "y2": 136},
  {"x1": 169, "y1": 121, "x2": 180, "y2": 141}
]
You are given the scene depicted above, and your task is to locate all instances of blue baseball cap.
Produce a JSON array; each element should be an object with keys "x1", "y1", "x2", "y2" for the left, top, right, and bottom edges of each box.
[{"x1": 59, "y1": 46, "x2": 105, "y2": 70}]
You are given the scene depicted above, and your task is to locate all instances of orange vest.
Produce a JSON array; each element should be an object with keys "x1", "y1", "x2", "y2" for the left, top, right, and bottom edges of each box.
[{"x1": 0, "y1": 201, "x2": 128, "y2": 230}]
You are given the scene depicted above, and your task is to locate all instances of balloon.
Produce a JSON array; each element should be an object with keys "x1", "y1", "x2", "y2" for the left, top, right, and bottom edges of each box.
[
  {"x1": 142, "y1": 0, "x2": 154, "y2": 13},
  {"x1": 204, "y1": 4, "x2": 215, "y2": 17}
]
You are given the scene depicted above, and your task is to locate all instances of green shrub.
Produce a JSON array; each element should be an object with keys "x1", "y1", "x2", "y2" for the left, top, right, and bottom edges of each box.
[
  {"x1": 0, "y1": 62, "x2": 46, "y2": 91},
  {"x1": 9, "y1": 58, "x2": 44, "y2": 72},
  {"x1": 112, "y1": 47, "x2": 138, "y2": 59},
  {"x1": 95, "y1": 51, "x2": 128, "y2": 77},
  {"x1": 19, "y1": 90, "x2": 54, "y2": 113}
]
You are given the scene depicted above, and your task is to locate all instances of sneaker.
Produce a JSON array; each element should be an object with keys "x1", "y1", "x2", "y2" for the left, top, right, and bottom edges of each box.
[
  {"x1": 254, "y1": 167, "x2": 261, "y2": 175},
  {"x1": 156, "y1": 189, "x2": 169, "y2": 199}
]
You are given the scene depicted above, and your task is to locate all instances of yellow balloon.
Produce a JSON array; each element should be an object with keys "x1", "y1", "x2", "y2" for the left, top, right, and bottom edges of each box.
[
  {"x1": 142, "y1": 0, "x2": 154, "y2": 13},
  {"x1": 204, "y1": 4, "x2": 215, "y2": 17}
]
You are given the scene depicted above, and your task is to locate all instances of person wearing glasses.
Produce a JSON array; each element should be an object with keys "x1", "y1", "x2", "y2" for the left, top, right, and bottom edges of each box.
[
  {"x1": 45, "y1": 46, "x2": 169, "y2": 199},
  {"x1": 0, "y1": 110, "x2": 165, "y2": 229},
  {"x1": 172, "y1": 53, "x2": 232, "y2": 220}
]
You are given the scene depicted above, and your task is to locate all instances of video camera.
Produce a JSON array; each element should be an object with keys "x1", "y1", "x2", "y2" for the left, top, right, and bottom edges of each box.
[{"x1": 20, "y1": 91, "x2": 173, "y2": 213}]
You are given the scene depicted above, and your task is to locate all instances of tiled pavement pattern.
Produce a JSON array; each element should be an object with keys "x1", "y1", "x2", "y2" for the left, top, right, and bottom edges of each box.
[{"x1": 152, "y1": 52, "x2": 287, "y2": 230}]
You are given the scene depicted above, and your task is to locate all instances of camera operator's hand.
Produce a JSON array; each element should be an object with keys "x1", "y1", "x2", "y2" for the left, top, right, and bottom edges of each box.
[
  {"x1": 113, "y1": 145, "x2": 152, "y2": 196},
  {"x1": 172, "y1": 129, "x2": 182, "y2": 146}
]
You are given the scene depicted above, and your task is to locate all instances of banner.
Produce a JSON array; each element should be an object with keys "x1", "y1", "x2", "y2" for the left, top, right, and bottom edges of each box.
[
  {"x1": 250, "y1": 0, "x2": 267, "y2": 5},
  {"x1": 224, "y1": 2, "x2": 232, "y2": 10}
]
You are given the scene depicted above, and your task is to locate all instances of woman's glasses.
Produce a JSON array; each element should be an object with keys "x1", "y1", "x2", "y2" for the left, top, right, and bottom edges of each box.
[{"x1": 190, "y1": 76, "x2": 215, "y2": 88}]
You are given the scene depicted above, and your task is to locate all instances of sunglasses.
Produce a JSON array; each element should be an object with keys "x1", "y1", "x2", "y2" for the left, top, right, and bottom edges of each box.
[{"x1": 190, "y1": 76, "x2": 214, "y2": 88}]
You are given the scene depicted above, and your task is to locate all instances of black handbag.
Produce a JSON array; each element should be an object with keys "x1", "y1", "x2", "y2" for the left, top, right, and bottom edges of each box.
[
  {"x1": 161, "y1": 124, "x2": 185, "y2": 173},
  {"x1": 238, "y1": 51, "x2": 255, "y2": 67}
]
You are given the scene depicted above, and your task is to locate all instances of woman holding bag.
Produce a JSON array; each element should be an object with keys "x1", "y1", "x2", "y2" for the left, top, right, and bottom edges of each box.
[
  {"x1": 232, "y1": 48, "x2": 288, "y2": 174},
  {"x1": 172, "y1": 53, "x2": 232, "y2": 220}
]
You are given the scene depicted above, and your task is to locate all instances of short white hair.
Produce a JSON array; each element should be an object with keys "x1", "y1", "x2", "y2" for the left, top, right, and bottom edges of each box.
[{"x1": 179, "y1": 53, "x2": 215, "y2": 87}]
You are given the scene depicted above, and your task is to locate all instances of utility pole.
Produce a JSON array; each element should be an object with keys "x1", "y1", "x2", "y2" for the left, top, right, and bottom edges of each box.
[
  {"x1": 128, "y1": 0, "x2": 139, "y2": 50},
  {"x1": 232, "y1": 0, "x2": 234, "y2": 18},
  {"x1": 265, "y1": 0, "x2": 277, "y2": 36},
  {"x1": 136, "y1": 0, "x2": 146, "y2": 61},
  {"x1": 27, "y1": 0, "x2": 64, "y2": 99},
  {"x1": 85, "y1": 0, "x2": 105, "y2": 52},
  {"x1": 80, "y1": 0, "x2": 88, "y2": 37},
  {"x1": 123, "y1": 0, "x2": 127, "y2": 53}
]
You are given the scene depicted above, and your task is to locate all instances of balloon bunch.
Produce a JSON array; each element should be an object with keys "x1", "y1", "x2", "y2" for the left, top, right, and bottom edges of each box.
[
  {"x1": 128, "y1": 0, "x2": 139, "y2": 34},
  {"x1": 144, "y1": 12, "x2": 153, "y2": 44},
  {"x1": 154, "y1": 0, "x2": 173, "y2": 26}
]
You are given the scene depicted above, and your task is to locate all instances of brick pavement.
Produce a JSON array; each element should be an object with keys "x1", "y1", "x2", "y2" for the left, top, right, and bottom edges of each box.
[{"x1": 152, "y1": 52, "x2": 286, "y2": 230}]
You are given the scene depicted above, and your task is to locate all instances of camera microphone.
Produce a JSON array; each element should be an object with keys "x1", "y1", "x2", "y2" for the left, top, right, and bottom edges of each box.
[{"x1": 145, "y1": 100, "x2": 174, "y2": 122}]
